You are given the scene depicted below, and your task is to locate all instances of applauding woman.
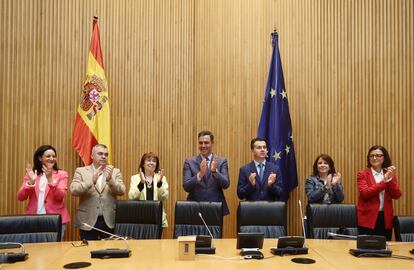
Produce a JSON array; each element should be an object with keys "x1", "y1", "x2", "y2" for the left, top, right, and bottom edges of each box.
[
  {"x1": 357, "y1": 145, "x2": 401, "y2": 240},
  {"x1": 305, "y1": 154, "x2": 344, "y2": 204},
  {"x1": 16, "y1": 145, "x2": 71, "y2": 240},
  {"x1": 128, "y1": 152, "x2": 169, "y2": 228}
]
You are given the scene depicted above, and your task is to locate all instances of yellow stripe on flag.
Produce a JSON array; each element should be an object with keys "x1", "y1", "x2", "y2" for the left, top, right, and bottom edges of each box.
[{"x1": 75, "y1": 52, "x2": 112, "y2": 163}]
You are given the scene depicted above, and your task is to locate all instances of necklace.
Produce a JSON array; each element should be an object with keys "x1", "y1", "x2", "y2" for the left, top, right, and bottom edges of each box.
[{"x1": 145, "y1": 175, "x2": 153, "y2": 188}]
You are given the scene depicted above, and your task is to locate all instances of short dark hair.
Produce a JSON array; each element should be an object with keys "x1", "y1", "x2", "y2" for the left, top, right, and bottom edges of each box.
[
  {"x1": 198, "y1": 130, "x2": 214, "y2": 142},
  {"x1": 139, "y1": 152, "x2": 160, "y2": 174},
  {"x1": 33, "y1": 145, "x2": 59, "y2": 175},
  {"x1": 312, "y1": 154, "x2": 336, "y2": 176},
  {"x1": 250, "y1": 137, "x2": 267, "y2": 149},
  {"x1": 366, "y1": 145, "x2": 392, "y2": 168}
]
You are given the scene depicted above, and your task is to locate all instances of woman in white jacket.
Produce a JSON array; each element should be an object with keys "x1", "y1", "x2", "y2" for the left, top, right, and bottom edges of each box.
[{"x1": 128, "y1": 152, "x2": 169, "y2": 228}]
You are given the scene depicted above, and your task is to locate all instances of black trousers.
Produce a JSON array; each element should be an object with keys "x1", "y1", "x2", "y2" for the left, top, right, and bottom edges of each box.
[
  {"x1": 358, "y1": 211, "x2": 392, "y2": 241},
  {"x1": 79, "y1": 216, "x2": 114, "y2": 240}
]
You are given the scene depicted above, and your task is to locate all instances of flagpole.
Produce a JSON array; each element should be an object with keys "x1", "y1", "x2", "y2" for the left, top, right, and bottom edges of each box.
[{"x1": 271, "y1": 30, "x2": 278, "y2": 46}]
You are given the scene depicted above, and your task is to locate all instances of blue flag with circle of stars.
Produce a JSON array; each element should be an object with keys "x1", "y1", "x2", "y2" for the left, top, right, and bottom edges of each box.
[{"x1": 257, "y1": 32, "x2": 298, "y2": 202}]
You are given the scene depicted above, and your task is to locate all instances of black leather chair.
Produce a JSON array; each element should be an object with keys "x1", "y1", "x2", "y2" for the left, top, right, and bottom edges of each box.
[
  {"x1": 173, "y1": 201, "x2": 223, "y2": 238},
  {"x1": 0, "y1": 214, "x2": 62, "y2": 243},
  {"x1": 306, "y1": 204, "x2": 358, "y2": 239},
  {"x1": 114, "y1": 200, "x2": 163, "y2": 239},
  {"x1": 394, "y1": 216, "x2": 414, "y2": 242},
  {"x1": 237, "y1": 201, "x2": 286, "y2": 238}
]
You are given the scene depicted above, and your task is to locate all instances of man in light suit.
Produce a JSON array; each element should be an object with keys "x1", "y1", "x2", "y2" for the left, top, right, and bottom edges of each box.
[
  {"x1": 70, "y1": 144, "x2": 125, "y2": 240},
  {"x1": 237, "y1": 137, "x2": 283, "y2": 201},
  {"x1": 183, "y1": 130, "x2": 230, "y2": 215}
]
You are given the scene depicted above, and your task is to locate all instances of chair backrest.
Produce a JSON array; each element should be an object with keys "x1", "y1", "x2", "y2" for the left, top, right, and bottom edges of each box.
[
  {"x1": 114, "y1": 200, "x2": 163, "y2": 239},
  {"x1": 0, "y1": 214, "x2": 62, "y2": 243},
  {"x1": 306, "y1": 204, "x2": 358, "y2": 239},
  {"x1": 173, "y1": 201, "x2": 223, "y2": 239},
  {"x1": 394, "y1": 216, "x2": 414, "y2": 242},
  {"x1": 237, "y1": 201, "x2": 286, "y2": 238}
]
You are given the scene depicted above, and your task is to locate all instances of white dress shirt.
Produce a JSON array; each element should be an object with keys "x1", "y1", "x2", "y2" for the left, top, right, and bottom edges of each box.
[
  {"x1": 253, "y1": 160, "x2": 266, "y2": 182},
  {"x1": 36, "y1": 174, "x2": 47, "y2": 214},
  {"x1": 371, "y1": 168, "x2": 385, "y2": 211}
]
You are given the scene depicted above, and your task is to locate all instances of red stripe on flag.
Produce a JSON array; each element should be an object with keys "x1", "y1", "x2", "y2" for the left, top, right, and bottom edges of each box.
[
  {"x1": 72, "y1": 113, "x2": 98, "y2": 165},
  {"x1": 90, "y1": 19, "x2": 104, "y2": 68}
]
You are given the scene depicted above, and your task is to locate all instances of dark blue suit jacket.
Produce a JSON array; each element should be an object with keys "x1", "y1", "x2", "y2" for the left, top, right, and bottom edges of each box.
[
  {"x1": 183, "y1": 155, "x2": 230, "y2": 215},
  {"x1": 237, "y1": 161, "x2": 283, "y2": 201}
]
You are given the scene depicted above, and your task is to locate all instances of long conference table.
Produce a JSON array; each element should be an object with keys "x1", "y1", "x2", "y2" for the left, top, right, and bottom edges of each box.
[{"x1": 2, "y1": 239, "x2": 414, "y2": 270}]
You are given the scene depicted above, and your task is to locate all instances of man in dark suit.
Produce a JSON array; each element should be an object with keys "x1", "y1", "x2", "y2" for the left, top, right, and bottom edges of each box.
[
  {"x1": 237, "y1": 137, "x2": 283, "y2": 201},
  {"x1": 183, "y1": 130, "x2": 230, "y2": 215}
]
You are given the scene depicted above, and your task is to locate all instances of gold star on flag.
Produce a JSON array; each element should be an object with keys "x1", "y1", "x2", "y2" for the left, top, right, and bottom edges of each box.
[
  {"x1": 280, "y1": 89, "x2": 287, "y2": 99},
  {"x1": 272, "y1": 151, "x2": 281, "y2": 160},
  {"x1": 270, "y1": 88, "x2": 276, "y2": 98},
  {"x1": 285, "y1": 145, "x2": 290, "y2": 154}
]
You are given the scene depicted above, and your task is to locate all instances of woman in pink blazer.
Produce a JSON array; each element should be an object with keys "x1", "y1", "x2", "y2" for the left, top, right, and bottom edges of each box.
[
  {"x1": 357, "y1": 145, "x2": 401, "y2": 240},
  {"x1": 17, "y1": 145, "x2": 71, "y2": 240}
]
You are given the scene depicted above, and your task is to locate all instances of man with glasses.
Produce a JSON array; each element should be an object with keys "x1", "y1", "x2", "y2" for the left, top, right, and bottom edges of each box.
[
  {"x1": 183, "y1": 130, "x2": 230, "y2": 215},
  {"x1": 70, "y1": 144, "x2": 126, "y2": 240},
  {"x1": 237, "y1": 137, "x2": 283, "y2": 201}
]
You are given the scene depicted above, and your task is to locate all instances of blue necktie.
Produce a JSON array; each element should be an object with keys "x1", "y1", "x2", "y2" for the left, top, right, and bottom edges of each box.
[{"x1": 258, "y1": 163, "x2": 264, "y2": 181}]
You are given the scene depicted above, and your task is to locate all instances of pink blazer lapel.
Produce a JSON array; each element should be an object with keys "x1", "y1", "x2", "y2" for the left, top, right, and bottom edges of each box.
[
  {"x1": 44, "y1": 183, "x2": 51, "y2": 199},
  {"x1": 43, "y1": 170, "x2": 58, "y2": 198}
]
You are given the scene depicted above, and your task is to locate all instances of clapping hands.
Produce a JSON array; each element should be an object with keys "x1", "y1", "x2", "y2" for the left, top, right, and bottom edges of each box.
[
  {"x1": 211, "y1": 158, "x2": 218, "y2": 172},
  {"x1": 157, "y1": 169, "x2": 164, "y2": 183},
  {"x1": 103, "y1": 165, "x2": 114, "y2": 181},
  {"x1": 93, "y1": 165, "x2": 114, "y2": 183},
  {"x1": 139, "y1": 168, "x2": 145, "y2": 183},
  {"x1": 332, "y1": 173, "x2": 341, "y2": 186},
  {"x1": 384, "y1": 166, "x2": 396, "y2": 182},
  {"x1": 199, "y1": 159, "x2": 208, "y2": 178},
  {"x1": 248, "y1": 173, "x2": 256, "y2": 186},
  {"x1": 267, "y1": 172, "x2": 277, "y2": 187},
  {"x1": 26, "y1": 163, "x2": 37, "y2": 185},
  {"x1": 42, "y1": 163, "x2": 54, "y2": 182}
]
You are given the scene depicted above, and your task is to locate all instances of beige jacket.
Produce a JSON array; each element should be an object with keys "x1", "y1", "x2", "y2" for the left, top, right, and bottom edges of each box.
[
  {"x1": 70, "y1": 165, "x2": 125, "y2": 230},
  {"x1": 128, "y1": 173, "x2": 169, "y2": 227}
]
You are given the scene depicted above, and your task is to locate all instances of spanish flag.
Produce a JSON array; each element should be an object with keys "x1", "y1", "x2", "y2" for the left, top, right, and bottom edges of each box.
[{"x1": 72, "y1": 17, "x2": 112, "y2": 165}]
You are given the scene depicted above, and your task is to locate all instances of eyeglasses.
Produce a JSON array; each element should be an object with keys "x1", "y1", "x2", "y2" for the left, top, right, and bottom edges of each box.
[
  {"x1": 71, "y1": 239, "x2": 88, "y2": 247},
  {"x1": 369, "y1": 154, "x2": 384, "y2": 159}
]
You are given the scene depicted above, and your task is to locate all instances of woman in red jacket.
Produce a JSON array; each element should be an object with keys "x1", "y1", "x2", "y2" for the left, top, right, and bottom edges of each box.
[
  {"x1": 357, "y1": 145, "x2": 401, "y2": 240},
  {"x1": 17, "y1": 145, "x2": 71, "y2": 240}
]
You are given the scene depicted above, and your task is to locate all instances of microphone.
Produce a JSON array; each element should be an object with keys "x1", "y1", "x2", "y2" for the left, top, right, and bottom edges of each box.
[
  {"x1": 271, "y1": 200, "x2": 309, "y2": 256},
  {"x1": 298, "y1": 200, "x2": 307, "y2": 241},
  {"x1": 0, "y1": 242, "x2": 28, "y2": 263},
  {"x1": 327, "y1": 232, "x2": 357, "y2": 240},
  {"x1": 196, "y1": 212, "x2": 216, "y2": 254},
  {"x1": 0, "y1": 242, "x2": 23, "y2": 249},
  {"x1": 349, "y1": 235, "x2": 392, "y2": 257},
  {"x1": 82, "y1": 223, "x2": 131, "y2": 258},
  {"x1": 198, "y1": 213, "x2": 214, "y2": 242}
]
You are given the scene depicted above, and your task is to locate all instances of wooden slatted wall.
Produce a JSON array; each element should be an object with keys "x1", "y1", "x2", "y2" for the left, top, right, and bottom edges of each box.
[{"x1": 0, "y1": 0, "x2": 412, "y2": 240}]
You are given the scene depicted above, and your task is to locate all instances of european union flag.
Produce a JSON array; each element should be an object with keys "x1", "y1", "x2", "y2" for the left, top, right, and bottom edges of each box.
[{"x1": 257, "y1": 32, "x2": 298, "y2": 201}]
